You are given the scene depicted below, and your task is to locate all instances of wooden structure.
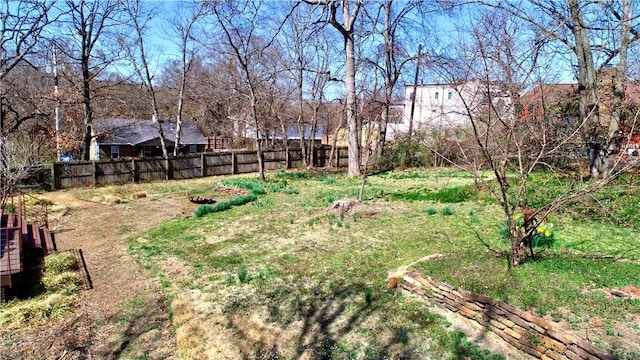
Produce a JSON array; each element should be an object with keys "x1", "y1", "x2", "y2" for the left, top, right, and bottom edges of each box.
[
  {"x1": 0, "y1": 195, "x2": 56, "y2": 302},
  {"x1": 50, "y1": 146, "x2": 349, "y2": 190}
]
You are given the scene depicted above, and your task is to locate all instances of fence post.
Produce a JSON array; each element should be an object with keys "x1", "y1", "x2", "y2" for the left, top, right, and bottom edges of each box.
[
  {"x1": 51, "y1": 163, "x2": 58, "y2": 190},
  {"x1": 165, "y1": 158, "x2": 173, "y2": 180},
  {"x1": 286, "y1": 149, "x2": 291, "y2": 169},
  {"x1": 312, "y1": 147, "x2": 317, "y2": 167},
  {"x1": 92, "y1": 161, "x2": 98, "y2": 186},
  {"x1": 231, "y1": 152, "x2": 237, "y2": 175},
  {"x1": 131, "y1": 158, "x2": 138, "y2": 183},
  {"x1": 200, "y1": 153, "x2": 206, "y2": 177}
]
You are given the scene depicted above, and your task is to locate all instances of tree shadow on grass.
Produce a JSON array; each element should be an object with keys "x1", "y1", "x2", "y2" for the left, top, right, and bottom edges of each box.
[{"x1": 225, "y1": 282, "x2": 427, "y2": 360}]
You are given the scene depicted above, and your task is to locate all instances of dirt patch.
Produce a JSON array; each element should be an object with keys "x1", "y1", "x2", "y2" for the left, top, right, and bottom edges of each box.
[{"x1": 0, "y1": 190, "x2": 189, "y2": 359}]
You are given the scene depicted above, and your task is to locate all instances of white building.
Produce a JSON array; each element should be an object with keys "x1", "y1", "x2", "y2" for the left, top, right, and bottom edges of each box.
[{"x1": 387, "y1": 81, "x2": 510, "y2": 140}]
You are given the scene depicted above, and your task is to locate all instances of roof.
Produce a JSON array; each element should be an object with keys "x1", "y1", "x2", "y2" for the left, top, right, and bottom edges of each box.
[
  {"x1": 95, "y1": 118, "x2": 207, "y2": 146},
  {"x1": 521, "y1": 81, "x2": 640, "y2": 106},
  {"x1": 269, "y1": 124, "x2": 325, "y2": 140},
  {"x1": 520, "y1": 84, "x2": 578, "y2": 106}
]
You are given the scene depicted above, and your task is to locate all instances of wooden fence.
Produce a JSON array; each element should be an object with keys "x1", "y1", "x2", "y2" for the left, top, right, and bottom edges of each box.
[{"x1": 48, "y1": 146, "x2": 349, "y2": 190}]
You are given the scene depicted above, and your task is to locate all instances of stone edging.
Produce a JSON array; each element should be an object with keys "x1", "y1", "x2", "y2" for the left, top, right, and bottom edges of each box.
[{"x1": 388, "y1": 256, "x2": 616, "y2": 360}]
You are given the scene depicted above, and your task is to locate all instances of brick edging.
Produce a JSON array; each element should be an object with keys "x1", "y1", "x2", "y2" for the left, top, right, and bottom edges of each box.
[{"x1": 389, "y1": 262, "x2": 616, "y2": 360}]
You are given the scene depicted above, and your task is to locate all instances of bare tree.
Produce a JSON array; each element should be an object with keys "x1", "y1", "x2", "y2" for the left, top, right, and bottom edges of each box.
[
  {"x1": 57, "y1": 0, "x2": 123, "y2": 160},
  {"x1": 362, "y1": 0, "x2": 423, "y2": 160},
  {"x1": 0, "y1": 0, "x2": 55, "y2": 201},
  {"x1": 166, "y1": 1, "x2": 209, "y2": 157},
  {"x1": 431, "y1": 8, "x2": 638, "y2": 266},
  {"x1": 280, "y1": 3, "x2": 334, "y2": 165},
  {"x1": 302, "y1": 0, "x2": 363, "y2": 177},
  {"x1": 121, "y1": 0, "x2": 168, "y2": 158},
  {"x1": 211, "y1": 0, "x2": 295, "y2": 181},
  {"x1": 483, "y1": 0, "x2": 640, "y2": 178}
]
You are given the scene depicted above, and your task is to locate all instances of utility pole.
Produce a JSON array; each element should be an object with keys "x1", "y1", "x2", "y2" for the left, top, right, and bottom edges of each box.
[
  {"x1": 52, "y1": 45, "x2": 61, "y2": 162},
  {"x1": 408, "y1": 44, "x2": 422, "y2": 141},
  {"x1": 405, "y1": 45, "x2": 422, "y2": 166}
]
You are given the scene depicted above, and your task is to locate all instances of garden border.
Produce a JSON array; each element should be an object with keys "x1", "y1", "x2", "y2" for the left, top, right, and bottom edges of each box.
[{"x1": 388, "y1": 255, "x2": 616, "y2": 360}]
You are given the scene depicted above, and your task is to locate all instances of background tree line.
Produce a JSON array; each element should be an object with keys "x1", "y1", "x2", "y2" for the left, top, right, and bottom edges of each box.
[{"x1": 2, "y1": 0, "x2": 640, "y2": 182}]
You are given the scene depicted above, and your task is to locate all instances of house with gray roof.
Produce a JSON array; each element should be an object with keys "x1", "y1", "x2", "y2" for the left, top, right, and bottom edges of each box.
[{"x1": 91, "y1": 118, "x2": 207, "y2": 160}]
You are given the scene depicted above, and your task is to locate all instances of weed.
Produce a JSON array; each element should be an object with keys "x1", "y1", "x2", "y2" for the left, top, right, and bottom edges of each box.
[
  {"x1": 391, "y1": 185, "x2": 475, "y2": 203},
  {"x1": 426, "y1": 207, "x2": 437, "y2": 215},
  {"x1": 226, "y1": 274, "x2": 236, "y2": 285},
  {"x1": 606, "y1": 321, "x2": 615, "y2": 336},
  {"x1": 221, "y1": 179, "x2": 266, "y2": 195},
  {"x1": 323, "y1": 176, "x2": 336, "y2": 184},
  {"x1": 440, "y1": 206, "x2": 454, "y2": 216},
  {"x1": 364, "y1": 287, "x2": 373, "y2": 305},
  {"x1": 443, "y1": 331, "x2": 505, "y2": 360},
  {"x1": 253, "y1": 198, "x2": 274, "y2": 207},
  {"x1": 307, "y1": 216, "x2": 321, "y2": 227},
  {"x1": 237, "y1": 265, "x2": 249, "y2": 284}
]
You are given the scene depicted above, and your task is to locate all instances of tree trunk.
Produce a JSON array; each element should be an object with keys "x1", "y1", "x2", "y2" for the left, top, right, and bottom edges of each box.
[
  {"x1": 174, "y1": 65, "x2": 186, "y2": 157},
  {"x1": 81, "y1": 47, "x2": 94, "y2": 161},
  {"x1": 568, "y1": 0, "x2": 603, "y2": 178},
  {"x1": 297, "y1": 65, "x2": 308, "y2": 166},
  {"x1": 250, "y1": 93, "x2": 265, "y2": 181},
  {"x1": 607, "y1": 0, "x2": 633, "y2": 169},
  {"x1": 345, "y1": 31, "x2": 360, "y2": 177},
  {"x1": 376, "y1": 0, "x2": 394, "y2": 159}
]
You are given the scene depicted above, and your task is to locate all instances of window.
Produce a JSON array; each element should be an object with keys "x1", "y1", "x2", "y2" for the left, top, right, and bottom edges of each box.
[
  {"x1": 434, "y1": 92, "x2": 439, "y2": 99},
  {"x1": 189, "y1": 144, "x2": 198, "y2": 153},
  {"x1": 110, "y1": 145, "x2": 120, "y2": 159},
  {"x1": 448, "y1": 91, "x2": 452, "y2": 100},
  {"x1": 142, "y1": 146, "x2": 153, "y2": 157}
]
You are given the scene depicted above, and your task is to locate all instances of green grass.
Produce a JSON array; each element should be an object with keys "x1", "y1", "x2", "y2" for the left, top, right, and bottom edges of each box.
[{"x1": 127, "y1": 168, "x2": 640, "y2": 359}]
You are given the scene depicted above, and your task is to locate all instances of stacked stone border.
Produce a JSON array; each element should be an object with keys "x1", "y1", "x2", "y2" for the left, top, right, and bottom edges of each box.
[{"x1": 388, "y1": 255, "x2": 615, "y2": 360}]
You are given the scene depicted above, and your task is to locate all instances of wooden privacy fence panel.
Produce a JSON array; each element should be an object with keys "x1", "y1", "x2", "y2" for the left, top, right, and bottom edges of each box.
[
  {"x1": 95, "y1": 160, "x2": 134, "y2": 186},
  {"x1": 50, "y1": 147, "x2": 347, "y2": 189},
  {"x1": 137, "y1": 158, "x2": 167, "y2": 182},
  {"x1": 54, "y1": 161, "x2": 94, "y2": 189},
  {"x1": 235, "y1": 152, "x2": 259, "y2": 174},
  {"x1": 172, "y1": 155, "x2": 202, "y2": 180},
  {"x1": 205, "y1": 152, "x2": 233, "y2": 176}
]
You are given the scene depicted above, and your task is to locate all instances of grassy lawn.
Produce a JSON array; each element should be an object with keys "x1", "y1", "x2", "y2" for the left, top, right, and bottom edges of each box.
[{"x1": 127, "y1": 168, "x2": 640, "y2": 359}]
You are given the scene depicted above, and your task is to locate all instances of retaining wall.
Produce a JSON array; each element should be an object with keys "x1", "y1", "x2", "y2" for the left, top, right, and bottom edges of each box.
[{"x1": 393, "y1": 271, "x2": 615, "y2": 360}]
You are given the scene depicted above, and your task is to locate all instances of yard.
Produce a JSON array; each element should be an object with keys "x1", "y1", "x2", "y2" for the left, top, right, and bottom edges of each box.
[{"x1": 1, "y1": 168, "x2": 639, "y2": 359}]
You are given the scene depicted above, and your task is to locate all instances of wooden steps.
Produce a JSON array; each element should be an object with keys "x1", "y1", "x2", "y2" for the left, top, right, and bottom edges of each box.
[
  {"x1": 27, "y1": 223, "x2": 56, "y2": 255},
  {"x1": 1, "y1": 196, "x2": 56, "y2": 292}
]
